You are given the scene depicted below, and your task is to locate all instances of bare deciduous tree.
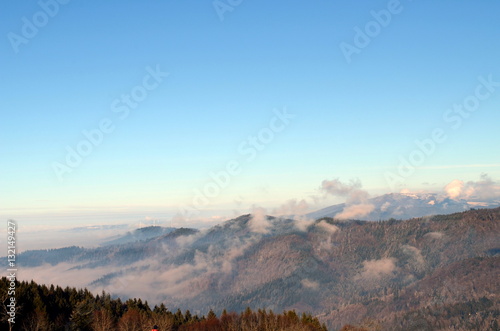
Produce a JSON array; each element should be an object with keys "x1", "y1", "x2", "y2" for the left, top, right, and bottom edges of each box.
[{"x1": 92, "y1": 309, "x2": 115, "y2": 331}]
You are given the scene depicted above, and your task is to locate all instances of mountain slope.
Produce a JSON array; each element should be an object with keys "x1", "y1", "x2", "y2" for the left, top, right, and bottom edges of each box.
[{"x1": 12, "y1": 208, "x2": 500, "y2": 330}]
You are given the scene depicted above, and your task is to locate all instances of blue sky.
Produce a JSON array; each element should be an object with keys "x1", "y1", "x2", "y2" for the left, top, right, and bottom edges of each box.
[{"x1": 1, "y1": 0, "x2": 500, "y2": 229}]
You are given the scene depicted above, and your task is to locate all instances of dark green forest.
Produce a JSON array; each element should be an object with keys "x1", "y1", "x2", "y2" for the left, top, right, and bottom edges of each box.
[{"x1": 1, "y1": 277, "x2": 329, "y2": 331}]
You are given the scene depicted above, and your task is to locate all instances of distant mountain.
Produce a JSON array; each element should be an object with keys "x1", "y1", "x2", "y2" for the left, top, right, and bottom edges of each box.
[
  {"x1": 14, "y1": 227, "x2": 198, "y2": 267},
  {"x1": 307, "y1": 192, "x2": 497, "y2": 221},
  {"x1": 11, "y1": 208, "x2": 500, "y2": 330},
  {"x1": 64, "y1": 224, "x2": 129, "y2": 233},
  {"x1": 101, "y1": 225, "x2": 178, "y2": 246}
]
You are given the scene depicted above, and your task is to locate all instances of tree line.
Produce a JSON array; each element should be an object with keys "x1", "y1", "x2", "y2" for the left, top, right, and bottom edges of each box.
[{"x1": 0, "y1": 277, "x2": 329, "y2": 330}]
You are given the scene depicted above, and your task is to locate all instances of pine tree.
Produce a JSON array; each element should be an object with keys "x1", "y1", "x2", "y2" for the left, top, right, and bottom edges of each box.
[
  {"x1": 207, "y1": 309, "x2": 217, "y2": 320},
  {"x1": 70, "y1": 299, "x2": 94, "y2": 330}
]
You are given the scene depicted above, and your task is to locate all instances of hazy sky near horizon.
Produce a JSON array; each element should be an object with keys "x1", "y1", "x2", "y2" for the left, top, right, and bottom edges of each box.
[{"x1": 1, "y1": 1, "x2": 500, "y2": 229}]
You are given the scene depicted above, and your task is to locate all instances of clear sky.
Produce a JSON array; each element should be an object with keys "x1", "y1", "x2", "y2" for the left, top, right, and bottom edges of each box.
[{"x1": 1, "y1": 0, "x2": 500, "y2": 230}]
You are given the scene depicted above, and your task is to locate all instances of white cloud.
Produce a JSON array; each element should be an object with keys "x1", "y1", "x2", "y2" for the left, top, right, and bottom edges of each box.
[
  {"x1": 273, "y1": 199, "x2": 313, "y2": 231},
  {"x1": 444, "y1": 179, "x2": 464, "y2": 199},
  {"x1": 402, "y1": 245, "x2": 425, "y2": 268},
  {"x1": 321, "y1": 178, "x2": 375, "y2": 220},
  {"x1": 321, "y1": 178, "x2": 361, "y2": 196},
  {"x1": 301, "y1": 278, "x2": 319, "y2": 290},
  {"x1": 248, "y1": 207, "x2": 270, "y2": 234},
  {"x1": 336, "y1": 203, "x2": 375, "y2": 220},
  {"x1": 424, "y1": 231, "x2": 444, "y2": 239},
  {"x1": 444, "y1": 174, "x2": 500, "y2": 202},
  {"x1": 380, "y1": 201, "x2": 391, "y2": 212},
  {"x1": 316, "y1": 220, "x2": 340, "y2": 234},
  {"x1": 273, "y1": 199, "x2": 309, "y2": 216},
  {"x1": 359, "y1": 258, "x2": 398, "y2": 280}
]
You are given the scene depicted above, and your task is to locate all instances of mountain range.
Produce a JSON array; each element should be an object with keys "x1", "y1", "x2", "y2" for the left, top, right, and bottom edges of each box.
[
  {"x1": 9, "y1": 201, "x2": 500, "y2": 330},
  {"x1": 307, "y1": 192, "x2": 498, "y2": 221}
]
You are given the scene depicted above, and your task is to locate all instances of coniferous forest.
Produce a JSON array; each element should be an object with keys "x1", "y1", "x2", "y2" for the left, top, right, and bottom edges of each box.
[{"x1": 1, "y1": 277, "x2": 329, "y2": 331}]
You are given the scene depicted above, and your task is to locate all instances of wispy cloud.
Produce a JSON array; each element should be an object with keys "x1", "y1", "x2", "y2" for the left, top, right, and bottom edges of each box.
[
  {"x1": 321, "y1": 178, "x2": 375, "y2": 220},
  {"x1": 248, "y1": 206, "x2": 271, "y2": 234},
  {"x1": 359, "y1": 257, "x2": 398, "y2": 280},
  {"x1": 420, "y1": 163, "x2": 500, "y2": 170}
]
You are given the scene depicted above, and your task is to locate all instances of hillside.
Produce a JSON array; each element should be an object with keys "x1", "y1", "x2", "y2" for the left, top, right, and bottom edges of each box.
[{"x1": 11, "y1": 208, "x2": 500, "y2": 330}]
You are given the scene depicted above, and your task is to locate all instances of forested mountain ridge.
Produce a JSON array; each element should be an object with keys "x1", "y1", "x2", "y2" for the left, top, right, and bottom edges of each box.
[
  {"x1": 13, "y1": 227, "x2": 199, "y2": 267},
  {"x1": 7, "y1": 208, "x2": 500, "y2": 330}
]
